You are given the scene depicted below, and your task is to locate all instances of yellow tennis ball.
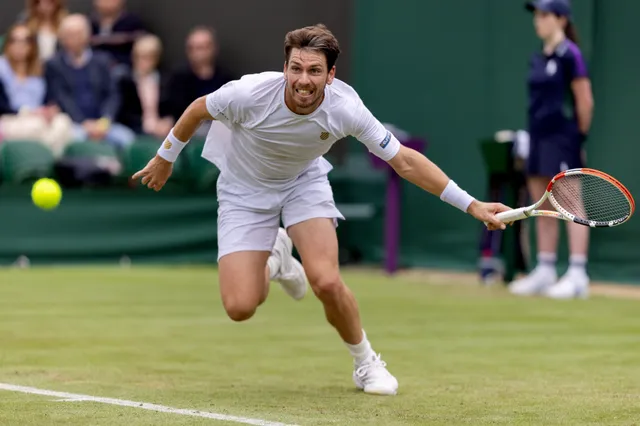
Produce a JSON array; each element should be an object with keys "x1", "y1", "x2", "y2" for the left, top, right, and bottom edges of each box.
[{"x1": 31, "y1": 178, "x2": 62, "y2": 210}]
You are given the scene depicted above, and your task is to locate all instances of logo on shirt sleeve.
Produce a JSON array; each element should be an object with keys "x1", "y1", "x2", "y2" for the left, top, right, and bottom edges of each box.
[
  {"x1": 379, "y1": 131, "x2": 391, "y2": 148},
  {"x1": 320, "y1": 131, "x2": 330, "y2": 140}
]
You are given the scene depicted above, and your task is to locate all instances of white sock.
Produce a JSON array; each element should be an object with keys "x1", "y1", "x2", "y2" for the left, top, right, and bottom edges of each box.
[
  {"x1": 568, "y1": 254, "x2": 587, "y2": 274},
  {"x1": 266, "y1": 255, "x2": 280, "y2": 280},
  {"x1": 537, "y1": 252, "x2": 557, "y2": 273},
  {"x1": 345, "y1": 329, "x2": 376, "y2": 365}
]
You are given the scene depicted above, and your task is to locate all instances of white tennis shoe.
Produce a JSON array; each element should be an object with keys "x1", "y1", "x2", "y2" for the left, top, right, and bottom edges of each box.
[
  {"x1": 544, "y1": 269, "x2": 590, "y2": 299},
  {"x1": 353, "y1": 353, "x2": 398, "y2": 396},
  {"x1": 509, "y1": 266, "x2": 557, "y2": 296},
  {"x1": 271, "y1": 228, "x2": 307, "y2": 300}
]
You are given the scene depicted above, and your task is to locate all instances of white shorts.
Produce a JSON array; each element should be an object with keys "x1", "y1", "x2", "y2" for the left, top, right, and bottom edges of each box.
[{"x1": 216, "y1": 172, "x2": 345, "y2": 260}]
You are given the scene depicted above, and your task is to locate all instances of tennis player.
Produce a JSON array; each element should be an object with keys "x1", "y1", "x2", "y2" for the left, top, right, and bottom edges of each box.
[
  {"x1": 510, "y1": 0, "x2": 594, "y2": 299},
  {"x1": 133, "y1": 24, "x2": 511, "y2": 395}
]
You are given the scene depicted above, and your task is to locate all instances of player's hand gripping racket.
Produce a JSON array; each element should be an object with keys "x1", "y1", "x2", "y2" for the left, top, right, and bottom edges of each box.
[{"x1": 493, "y1": 168, "x2": 635, "y2": 228}]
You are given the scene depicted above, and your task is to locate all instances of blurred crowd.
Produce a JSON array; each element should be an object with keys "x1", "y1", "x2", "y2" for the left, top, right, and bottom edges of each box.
[{"x1": 0, "y1": 0, "x2": 233, "y2": 155}]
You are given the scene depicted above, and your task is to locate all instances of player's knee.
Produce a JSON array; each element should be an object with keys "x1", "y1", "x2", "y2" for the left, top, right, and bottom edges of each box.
[
  {"x1": 223, "y1": 299, "x2": 257, "y2": 322},
  {"x1": 309, "y1": 274, "x2": 344, "y2": 301}
]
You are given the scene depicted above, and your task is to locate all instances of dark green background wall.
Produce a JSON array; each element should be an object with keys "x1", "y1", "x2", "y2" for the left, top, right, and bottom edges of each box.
[
  {"x1": 350, "y1": 0, "x2": 639, "y2": 281},
  {"x1": 0, "y1": 1, "x2": 638, "y2": 282}
]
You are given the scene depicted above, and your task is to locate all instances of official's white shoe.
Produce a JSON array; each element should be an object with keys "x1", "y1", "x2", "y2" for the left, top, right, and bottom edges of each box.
[
  {"x1": 271, "y1": 228, "x2": 307, "y2": 300},
  {"x1": 544, "y1": 269, "x2": 590, "y2": 299},
  {"x1": 509, "y1": 266, "x2": 557, "y2": 296},
  {"x1": 353, "y1": 353, "x2": 398, "y2": 396}
]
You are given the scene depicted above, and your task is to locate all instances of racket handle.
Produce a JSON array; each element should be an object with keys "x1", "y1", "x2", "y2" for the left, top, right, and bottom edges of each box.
[{"x1": 495, "y1": 207, "x2": 529, "y2": 223}]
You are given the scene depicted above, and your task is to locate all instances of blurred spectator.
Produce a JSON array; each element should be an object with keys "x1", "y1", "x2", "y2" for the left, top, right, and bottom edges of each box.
[
  {"x1": 45, "y1": 14, "x2": 135, "y2": 150},
  {"x1": 0, "y1": 23, "x2": 72, "y2": 156},
  {"x1": 0, "y1": 24, "x2": 46, "y2": 115},
  {"x1": 116, "y1": 34, "x2": 173, "y2": 139},
  {"x1": 166, "y1": 26, "x2": 232, "y2": 136},
  {"x1": 19, "y1": 0, "x2": 69, "y2": 61},
  {"x1": 90, "y1": 0, "x2": 146, "y2": 66}
]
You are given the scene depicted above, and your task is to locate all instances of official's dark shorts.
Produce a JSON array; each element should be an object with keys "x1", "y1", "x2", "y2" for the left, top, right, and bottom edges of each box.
[{"x1": 526, "y1": 133, "x2": 584, "y2": 178}]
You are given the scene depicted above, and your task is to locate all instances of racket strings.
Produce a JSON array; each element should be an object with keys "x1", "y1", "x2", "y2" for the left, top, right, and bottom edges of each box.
[{"x1": 550, "y1": 174, "x2": 632, "y2": 224}]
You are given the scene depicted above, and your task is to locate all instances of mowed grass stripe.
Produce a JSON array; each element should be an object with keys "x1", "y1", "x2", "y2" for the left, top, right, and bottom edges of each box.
[{"x1": 1, "y1": 267, "x2": 639, "y2": 425}]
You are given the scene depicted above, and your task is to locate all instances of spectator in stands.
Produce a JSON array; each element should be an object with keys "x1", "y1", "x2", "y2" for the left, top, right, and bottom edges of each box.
[
  {"x1": 166, "y1": 26, "x2": 232, "y2": 136},
  {"x1": 0, "y1": 24, "x2": 48, "y2": 116},
  {"x1": 0, "y1": 23, "x2": 73, "y2": 154},
  {"x1": 509, "y1": 0, "x2": 594, "y2": 299},
  {"x1": 20, "y1": 0, "x2": 69, "y2": 61},
  {"x1": 116, "y1": 34, "x2": 173, "y2": 139},
  {"x1": 90, "y1": 0, "x2": 146, "y2": 67},
  {"x1": 45, "y1": 14, "x2": 135, "y2": 150}
]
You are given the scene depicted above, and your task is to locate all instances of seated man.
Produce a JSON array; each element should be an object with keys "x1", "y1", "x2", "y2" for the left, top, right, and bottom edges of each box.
[
  {"x1": 90, "y1": 0, "x2": 146, "y2": 67},
  {"x1": 166, "y1": 26, "x2": 232, "y2": 137},
  {"x1": 45, "y1": 13, "x2": 135, "y2": 150}
]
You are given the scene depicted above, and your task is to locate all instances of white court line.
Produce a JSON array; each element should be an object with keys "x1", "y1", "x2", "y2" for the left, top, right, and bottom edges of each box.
[{"x1": 0, "y1": 383, "x2": 298, "y2": 426}]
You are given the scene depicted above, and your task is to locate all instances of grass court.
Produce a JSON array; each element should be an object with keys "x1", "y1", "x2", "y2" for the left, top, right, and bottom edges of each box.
[{"x1": 1, "y1": 267, "x2": 639, "y2": 425}]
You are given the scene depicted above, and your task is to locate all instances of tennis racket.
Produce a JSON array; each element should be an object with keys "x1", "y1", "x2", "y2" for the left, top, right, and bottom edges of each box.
[{"x1": 492, "y1": 168, "x2": 635, "y2": 228}]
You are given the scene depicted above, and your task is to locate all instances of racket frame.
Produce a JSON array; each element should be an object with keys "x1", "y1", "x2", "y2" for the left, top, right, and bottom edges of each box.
[{"x1": 494, "y1": 168, "x2": 635, "y2": 228}]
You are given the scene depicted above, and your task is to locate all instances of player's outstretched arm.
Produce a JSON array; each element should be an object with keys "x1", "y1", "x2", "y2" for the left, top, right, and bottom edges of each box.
[
  {"x1": 132, "y1": 96, "x2": 213, "y2": 191},
  {"x1": 170, "y1": 96, "x2": 215, "y2": 142},
  {"x1": 387, "y1": 145, "x2": 510, "y2": 230}
]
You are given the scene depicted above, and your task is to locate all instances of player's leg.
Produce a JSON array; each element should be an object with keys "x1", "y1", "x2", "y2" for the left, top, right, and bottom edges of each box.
[
  {"x1": 510, "y1": 138, "x2": 558, "y2": 296},
  {"x1": 217, "y1": 225, "x2": 306, "y2": 320},
  {"x1": 218, "y1": 251, "x2": 271, "y2": 321},
  {"x1": 282, "y1": 175, "x2": 398, "y2": 395},
  {"x1": 287, "y1": 218, "x2": 361, "y2": 343},
  {"x1": 287, "y1": 218, "x2": 397, "y2": 395},
  {"x1": 216, "y1": 182, "x2": 306, "y2": 321}
]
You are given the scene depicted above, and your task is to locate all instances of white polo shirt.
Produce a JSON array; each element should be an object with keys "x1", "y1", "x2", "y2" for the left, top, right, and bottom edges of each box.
[{"x1": 203, "y1": 71, "x2": 400, "y2": 189}]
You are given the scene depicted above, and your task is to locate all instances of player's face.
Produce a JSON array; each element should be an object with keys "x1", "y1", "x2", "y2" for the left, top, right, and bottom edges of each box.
[
  {"x1": 284, "y1": 48, "x2": 335, "y2": 115},
  {"x1": 533, "y1": 10, "x2": 563, "y2": 40}
]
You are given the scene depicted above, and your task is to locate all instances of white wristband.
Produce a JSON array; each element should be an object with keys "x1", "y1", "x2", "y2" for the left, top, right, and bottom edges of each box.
[
  {"x1": 440, "y1": 180, "x2": 475, "y2": 213},
  {"x1": 157, "y1": 128, "x2": 188, "y2": 163}
]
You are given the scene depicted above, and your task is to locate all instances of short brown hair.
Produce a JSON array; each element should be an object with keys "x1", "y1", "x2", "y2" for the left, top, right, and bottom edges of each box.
[{"x1": 284, "y1": 23, "x2": 341, "y2": 70}]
